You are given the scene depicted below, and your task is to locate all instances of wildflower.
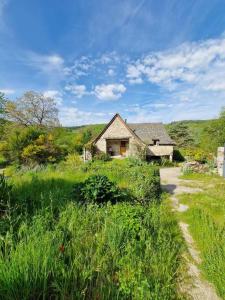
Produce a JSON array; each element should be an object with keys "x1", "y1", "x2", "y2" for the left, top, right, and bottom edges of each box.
[{"x1": 59, "y1": 244, "x2": 65, "y2": 253}]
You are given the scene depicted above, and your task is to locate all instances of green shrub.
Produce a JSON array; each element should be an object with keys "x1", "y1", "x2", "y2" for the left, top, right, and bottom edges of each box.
[
  {"x1": 93, "y1": 152, "x2": 111, "y2": 161},
  {"x1": 126, "y1": 157, "x2": 147, "y2": 167},
  {"x1": 181, "y1": 165, "x2": 193, "y2": 175},
  {"x1": 181, "y1": 147, "x2": 211, "y2": 163},
  {"x1": 160, "y1": 158, "x2": 175, "y2": 167},
  {"x1": 64, "y1": 153, "x2": 83, "y2": 170},
  {"x1": 78, "y1": 175, "x2": 123, "y2": 204},
  {"x1": 22, "y1": 137, "x2": 65, "y2": 165},
  {"x1": 131, "y1": 167, "x2": 161, "y2": 204}
]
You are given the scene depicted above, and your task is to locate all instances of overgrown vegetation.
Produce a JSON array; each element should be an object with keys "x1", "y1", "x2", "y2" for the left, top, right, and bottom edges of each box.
[
  {"x1": 0, "y1": 159, "x2": 185, "y2": 299},
  {"x1": 178, "y1": 173, "x2": 225, "y2": 299},
  {"x1": 166, "y1": 107, "x2": 225, "y2": 160}
]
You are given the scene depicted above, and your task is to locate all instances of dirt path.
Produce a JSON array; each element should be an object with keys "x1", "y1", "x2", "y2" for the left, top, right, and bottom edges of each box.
[{"x1": 160, "y1": 167, "x2": 220, "y2": 300}]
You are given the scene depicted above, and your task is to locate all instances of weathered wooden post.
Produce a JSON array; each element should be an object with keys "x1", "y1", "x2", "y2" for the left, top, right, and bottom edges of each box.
[{"x1": 217, "y1": 146, "x2": 225, "y2": 177}]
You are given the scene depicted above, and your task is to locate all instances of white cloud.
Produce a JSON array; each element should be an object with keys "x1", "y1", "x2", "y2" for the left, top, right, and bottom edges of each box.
[
  {"x1": 94, "y1": 83, "x2": 126, "y2": 101},
  {"x1": 59, "y1": 106, "x2": 113, "y2": 126},
  {"x1": 126, "y1": 37, "x2": 225, "y2": 92},
  {"x1": 0, "y1": 88, "x2": 15, "y2": 95},
  {"x1": 0, "y1": 0, "x2": 7, "y2": 16},
  {"x1": 43, "y1": 90, "x2": 63, "y2": 105},
  {"x1": 64, "y1": 84, "x2": 88, "y2": 98},
  {"x1": 26, "y1": 53, "x2": 65, "y2": 74},
  {"x1": 108, "y1": 69, "x2": 115, "y2": 76},
  {"x1": 0, "y1": 0, "x2": 8, "y2": 28}
]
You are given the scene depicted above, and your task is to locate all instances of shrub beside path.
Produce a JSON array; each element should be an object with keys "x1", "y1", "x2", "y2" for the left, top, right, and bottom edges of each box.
[{"x1": 160, "y1": 167, "x2": 221, "y2": 300}]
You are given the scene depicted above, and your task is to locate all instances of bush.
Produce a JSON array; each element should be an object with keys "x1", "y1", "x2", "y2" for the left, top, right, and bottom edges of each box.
[
  {"x1": 126, "y1": 157, "x2": 147, "y2": 167},
  {"x1": 160, "y1": 158, "x2": 175, "y2": 167},
  {"x1": 131, "y1": 167, "x2": 161, "y2": 204},
  {"x1": 181, "y1": 147, "x2": 210, "y2": 163},
  {"x1": 78, "y1": 175, "x2": 123, "y2": 204},
  {"x1": 64, "y1": 153, "x2": 83, "y2": 170},
  {"x1": 22, "y1": 139, "x2": 65, "y2": 165},
  {"x1": 94, "y1": 152, "x2": 111, "y2": 161}
]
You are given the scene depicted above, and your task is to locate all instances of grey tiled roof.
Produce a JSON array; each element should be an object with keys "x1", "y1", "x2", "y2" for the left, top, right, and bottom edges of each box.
[{"x1": 128, "y1": 123, "x2": 175, "y2": 145}]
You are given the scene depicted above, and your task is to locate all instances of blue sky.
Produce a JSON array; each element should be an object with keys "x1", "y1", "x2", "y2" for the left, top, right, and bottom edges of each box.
[{"x1": 0, "y1": 0, "x2": 225, "y2": 125}]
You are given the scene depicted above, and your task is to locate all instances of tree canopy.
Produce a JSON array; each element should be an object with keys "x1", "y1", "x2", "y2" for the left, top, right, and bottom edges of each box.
[
  {"x1": 200, "y1": 107, "x2": 225, "y2": 152},
  {"x1": 6, "y1": 91, "x2": 59, "y2": 127},
  {"x1": 0, "y1": 92, "x2": 7, "y2": 116},
  {"x1": 167, "y1": 122, "x2": 194, "y2": 148}
]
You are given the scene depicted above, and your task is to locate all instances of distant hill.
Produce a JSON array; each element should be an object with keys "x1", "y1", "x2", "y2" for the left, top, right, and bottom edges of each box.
[{"x1": 65, "y1": 119, "x2": 214, "y2": 147}]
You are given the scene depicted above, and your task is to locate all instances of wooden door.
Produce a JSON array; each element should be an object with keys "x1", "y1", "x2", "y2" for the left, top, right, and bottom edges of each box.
[{"x1": 120, "y1": 141, "x2": 127, "y2": 156}]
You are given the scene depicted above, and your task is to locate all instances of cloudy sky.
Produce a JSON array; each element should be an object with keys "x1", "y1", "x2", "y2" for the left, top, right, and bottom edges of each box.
[{"x1": 1, "y1": 0, "x2": 225, "y2": 125}]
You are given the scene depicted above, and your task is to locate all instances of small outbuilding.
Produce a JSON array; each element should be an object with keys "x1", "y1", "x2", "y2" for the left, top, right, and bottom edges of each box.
[{"x1": 84, "y1": 113, "x2": 175, "y2": 161}]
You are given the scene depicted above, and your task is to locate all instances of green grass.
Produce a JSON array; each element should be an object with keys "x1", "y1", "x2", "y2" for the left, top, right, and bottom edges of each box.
[
  {"x1": 178, "y1": 173, "x2": 225, "y2": 299},
  {"x1": 0, "y1": 153, "x2": 6, "y2": 167},
  {"x1": 0, "y1": 159, "x2": 186, "y2": 299}
]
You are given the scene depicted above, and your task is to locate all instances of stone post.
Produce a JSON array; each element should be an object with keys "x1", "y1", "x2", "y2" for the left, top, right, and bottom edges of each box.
[{"x1": 217, "y1": 146, "x2": 225, "y2": 177}]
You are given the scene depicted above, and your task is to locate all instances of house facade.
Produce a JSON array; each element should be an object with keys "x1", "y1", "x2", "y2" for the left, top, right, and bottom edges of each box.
[{"x1": 84, "y1": 113, "x2": 175, "y2": 161}]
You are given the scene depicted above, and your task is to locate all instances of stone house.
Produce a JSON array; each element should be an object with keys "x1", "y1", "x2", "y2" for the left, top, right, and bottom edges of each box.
[{"x1": 84, "y1": 113, "x2": 175, "y2": 161}]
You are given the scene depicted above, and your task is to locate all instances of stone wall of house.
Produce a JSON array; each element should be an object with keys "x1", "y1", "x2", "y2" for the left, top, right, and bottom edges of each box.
[
  {"x1": 147, "y1": 145, "x2": 174, "y2": 157},
  {"x1": 95, "y1": 116, "x2": 142, "y2": 156},
  {"x1": 217, "y1": 146, "x2": 225, "y2": 177},
  {"x1": 94, "y1": 116, "x2": 174, "y2": 160}
]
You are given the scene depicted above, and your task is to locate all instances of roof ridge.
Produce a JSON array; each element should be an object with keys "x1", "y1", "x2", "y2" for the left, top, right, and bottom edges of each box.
[{"x1": 128, "y1": 122, "x2": 163, "y2": 125}]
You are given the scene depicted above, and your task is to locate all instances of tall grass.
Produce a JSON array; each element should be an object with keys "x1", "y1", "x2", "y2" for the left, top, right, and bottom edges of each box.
[
  {"x1": 0, "y1": 203, "x2": 185, "y2": 299},
  {"x1": 179, "y1": 173, "x2": 225, "y2": 299},
  {"x1": 0, "y1": 159, "x2": 185, "y2": 299}
]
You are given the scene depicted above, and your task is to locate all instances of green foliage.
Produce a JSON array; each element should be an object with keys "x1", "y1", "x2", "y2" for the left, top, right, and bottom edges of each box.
[
  {"x1": 0, "y1": 125, "x2": 45, "y2": 162},
  {"x1": 22, "y1": 134, "x2": 65, "y2": 164},
  {"x1": 126, "y1": 157, "x2": 146, "y2": 167},
  {"x1": 0, "y1": 159, "x2": 185, "y2": 299},
  {"x1": 200, "y1": 110, "x2": 225, "y2": 153},
  {"x1": 0, "y1": 202, "x2": 184, "y2": 300},
  {"x1": 63, "y1": 153, "x2": 82, "y2": 170},
  {"x1": 0, "y1": 173, "x2": 12, "y2": 212},
  {"x1": 0, "y1": 125, "x2": 66, "y2": 165},
  {"x1": 78, "y1": 174, "x2": 123, "y2": 204},
  {"x1": 178, "y1": 174, "x2": 225, "y2": 298},
  {"x1": 166, "y1": 107, "x2": 225, "y2": 155},
  {"x1": 131, "y1": 167, "x2": 161, "y2": 204},
  {"x1": 0, "y1": 92, "x2": 7, "y2": 116},
  {"x1": 167, "y1": 122, "x2": 194, "y2": 147},
  {"x1": 93, "y1": 151, "x2": 111, "y2": 161},
  {"x1": 181, "y1": 147, "x2": 212, "y2": 163},
  {"x1": 160, "y1": 158, "x2": 176, "y2": 167}
]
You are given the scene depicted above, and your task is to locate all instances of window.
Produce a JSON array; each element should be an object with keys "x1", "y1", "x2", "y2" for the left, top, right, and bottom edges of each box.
[{"x1": 153, "y1": 139, "x2": 159, "y2": 146}]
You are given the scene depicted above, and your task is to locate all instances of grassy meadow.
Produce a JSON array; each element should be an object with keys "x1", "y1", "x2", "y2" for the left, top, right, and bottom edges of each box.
[
  {"x1": 0, "y1": 159, "x2": 185, "y2": 300},
  {"x1": 178, "y1": 173, "x2": 225, "y2": 299}
]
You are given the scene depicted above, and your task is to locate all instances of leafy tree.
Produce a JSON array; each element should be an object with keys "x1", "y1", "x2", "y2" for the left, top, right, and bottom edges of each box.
[
  {"x1": 0, "y1": 93, "x2": 8, "y2": 138},
  {"x1": 82, "y1": 129, "x2": 92, "y2": 144},
  {"x1": 219, "y1": 106, "x2": 225, "y2": 119},
  {"x1": 0, "y1": 92, "x2": 7, "y2": 116},
  {"x1": 5, "y1": 91, "x2": 59, "y2": 127},
  {"x1": 0, "y1": 125, "x2": 45, "y2": 162},
  {"x1": 201, "y1": 107, "x2": 225, "y2": 153},
  {"x1": 167, "y1": 122, "x2": 194, "y2": 148}
]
